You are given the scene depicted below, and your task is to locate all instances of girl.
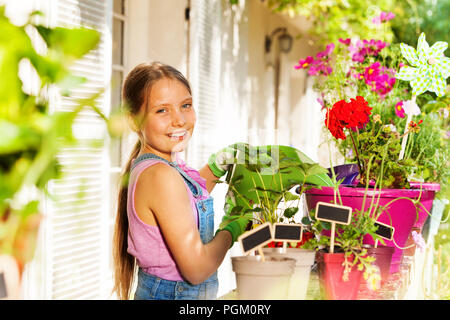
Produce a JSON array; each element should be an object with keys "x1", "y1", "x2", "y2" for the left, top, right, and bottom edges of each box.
[{"x1": 112, "y1": 62, "x2": 249, "y2": 300}]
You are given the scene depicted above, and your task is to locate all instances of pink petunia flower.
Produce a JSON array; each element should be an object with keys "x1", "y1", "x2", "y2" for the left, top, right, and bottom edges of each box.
[
  {"x1": 352, "y1": 52, "x2": 365, "y2": 63},
  {"x1": 372, "y1": 11, "x2": 395, "y2": 25},
  {"x1": 395, "y1": 101, "x2": 405, "y2": 118},
  {"x1": 363, "y1": 39, "x2": 388, "y2": 55},
  {"x1": 309, "y1": 61, "x2": 332, "y2": 76},
  {"x1": 294, "y1": 56, "x2": 314, "y2": 69},
  {"x1": 316, "y1": 43, "x2": 335, "y2": 59},
  {"x1": 381, "y1": 11, "x2": 395, "y2": 22},
  {"x1": 339, "y1": 38, "x2": 351, "y2": 46},
  {"x1": 374, "y1": 73, "x2": 396, "y2": 96},
  {"x1": 295, "y1": 43, "x2": 335, "y2": 76},
  {"x1": 363, "y1": 62, "x2": 381, "y2": 84},
  {"x1": 349, "y1": 39, "x2": 387, "y2": 62},
  {"x1": 352, "y1": 72, "x2": 365, "y2": 81}
]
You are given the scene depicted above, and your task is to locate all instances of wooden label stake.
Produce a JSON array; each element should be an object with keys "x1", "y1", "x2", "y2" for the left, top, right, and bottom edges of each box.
[
  {"x1": 237, "y1": 222, "x2": 273, "y2": 261},
  {"x1": 315, "y1": 202, "x2": 352, "y2": 254}
]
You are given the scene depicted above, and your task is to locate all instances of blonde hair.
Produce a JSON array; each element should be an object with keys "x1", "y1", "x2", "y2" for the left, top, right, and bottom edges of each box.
[{"x1": 112, "y1": 62, "x2": 191, "y2": 299}]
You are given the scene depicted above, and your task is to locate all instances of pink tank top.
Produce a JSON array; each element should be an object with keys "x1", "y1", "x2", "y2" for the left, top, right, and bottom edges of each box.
[{"x1": 126, "y1": 155, "x2": 209, "y2": 281}]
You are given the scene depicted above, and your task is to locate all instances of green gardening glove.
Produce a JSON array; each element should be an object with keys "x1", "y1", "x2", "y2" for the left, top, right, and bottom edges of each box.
[
  {"x1": 216, "y1": 215, "x2": 252, "y2": 247},
  {"x1": 207, "y1": 142, "x2": 248, "y2": 178}
]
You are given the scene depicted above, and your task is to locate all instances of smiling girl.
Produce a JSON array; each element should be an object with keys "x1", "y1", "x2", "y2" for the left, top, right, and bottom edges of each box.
[{"x1": 112, "y1": 62, "x2": 249, "y2": 300}]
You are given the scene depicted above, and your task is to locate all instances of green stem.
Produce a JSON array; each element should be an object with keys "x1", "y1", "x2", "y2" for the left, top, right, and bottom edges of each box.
[
  {"x1": 404, "y1": 129, "x2": 414, "y2": 160},
  {"x1": 361, "y1": 154, "x2": 375, "y2": 214},
  {"x1": 256, "y1": 170, "x2": 271, "y2": 212},
  {"x1": 230, "y1": 185, "x2": 252, "y2": 210},
  {"x1": 349, "y1": 130, "x2": 363, "y2": 177}
]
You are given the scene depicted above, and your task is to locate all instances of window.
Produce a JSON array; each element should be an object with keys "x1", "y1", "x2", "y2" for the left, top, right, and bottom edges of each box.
[
  {"x1": 108, "y1": 0, "x2": 127, "y2": 297},
  {"x1": 110, "y1": 0, "x2": 126, "y2": 168},
  {"x1": 22, "y1": 0, "x2": 113, "y2": 299}
]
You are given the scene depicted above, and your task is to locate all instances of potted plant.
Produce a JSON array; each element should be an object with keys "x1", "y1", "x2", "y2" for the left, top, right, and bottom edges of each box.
[
  {"x1": 0, "y1": 6, "x2": 107, "y2": 297},
  {"x1": 300, "y1": 203, "x2": 390, "y2": 300},
  {"x1": 294, "y1": 22, "x2": 449, "y2": 274},
  {"x1": 216, "y1": 144, "x2": 333, "y2": 299}
]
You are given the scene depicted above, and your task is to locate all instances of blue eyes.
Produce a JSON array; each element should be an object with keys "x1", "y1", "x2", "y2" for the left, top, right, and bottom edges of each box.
[{"x1": 156, "y1": 104, "x2": 191, "y2": 113}]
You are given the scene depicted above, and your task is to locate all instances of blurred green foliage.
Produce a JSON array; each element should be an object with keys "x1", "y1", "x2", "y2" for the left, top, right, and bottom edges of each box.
[
  {"x1": 229, "y1": 0, "x2": 448, "y2": 49},
  {"x1": 262, "y1": 0, "x2": 397, "y2": 44},
  {"x1": 0, "y1": 6, "x2": 104, "y2": 268},
  {"x1": 391, "y1": 0, "x2": 450, "y2": 47}
]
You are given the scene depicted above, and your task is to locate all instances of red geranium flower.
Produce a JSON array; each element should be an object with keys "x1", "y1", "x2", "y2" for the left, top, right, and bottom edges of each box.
[
  {"x1": 325, "y1": 108, "x2": 346, "y2": 140},
  {"x1": 296, "y1": 231, "x2": 314, "y2": 247},
  {"x1": 325, "y1": 96, "x2": 372, "y2": 140}
]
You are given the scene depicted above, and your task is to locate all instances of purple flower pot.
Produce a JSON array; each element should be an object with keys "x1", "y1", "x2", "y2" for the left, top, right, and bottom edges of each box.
[
  {"x1": 304, "y1": 184, "x2": 439, "y2": 274},
  {"x1": 327, "y1": 164, "x2": 360, "y2": 186}
]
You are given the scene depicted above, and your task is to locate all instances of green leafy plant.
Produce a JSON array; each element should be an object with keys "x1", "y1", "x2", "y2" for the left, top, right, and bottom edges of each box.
[
  {"x1": 215, "y1": 144, "x2": 332, "y2": 229},
  {"x1": 0, "y1": 6, "x2": 106, "y2": 271},
  {"x1": 301, "y1": 206, "x2": 382, "y2": 287}
]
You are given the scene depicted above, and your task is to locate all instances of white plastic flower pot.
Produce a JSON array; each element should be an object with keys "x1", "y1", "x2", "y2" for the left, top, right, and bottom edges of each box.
[
  {"x1": 231, "y1": 255, "x2": 296, "y2": 300},
  {"x1": 263, "y1": 247, "x2": 316, "y2": 300}
]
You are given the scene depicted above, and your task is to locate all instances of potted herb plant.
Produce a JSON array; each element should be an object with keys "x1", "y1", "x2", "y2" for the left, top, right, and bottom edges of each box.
[
  {"x1": 294, "y1": 21, "x2": 449, "y2": 274},
  {"x1": 216, "y1": 144, "x2": 333, "y2": 299},
  {"x1": 0, "y1": 6, "x2": 106, "y2": 297},
  {"x1": 300, "y1": 203, "x2": 389, "y2": 300}
]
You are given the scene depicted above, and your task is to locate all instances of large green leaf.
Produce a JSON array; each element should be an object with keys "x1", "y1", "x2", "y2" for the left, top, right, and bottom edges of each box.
[
  {"x1": 223, "y1": 145, "x2": 333, "y2": 221},
  {"x1": 0, "y1": 120, "x2": 41, "y2": 154},
  {"x1": 36, "y1": 25, "x2": 100, "y2": 61},
  {"x1": 0, "y1": 14, "x2": 35, "y2": 117}
]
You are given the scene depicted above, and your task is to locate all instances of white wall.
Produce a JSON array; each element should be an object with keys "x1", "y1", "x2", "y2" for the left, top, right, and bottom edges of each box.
[
  {"x1": 123, "y1": 0, "x2": 189, "y2": 162},
  {"x1": 126, "y1": 0, "x2": 188, "y2": 74},
  {"x1": 247, "y1": 0, "x2": 322, "y2": 160}
]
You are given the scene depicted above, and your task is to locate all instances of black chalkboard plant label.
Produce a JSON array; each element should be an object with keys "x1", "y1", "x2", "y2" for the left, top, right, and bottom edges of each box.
[
  {"x1": 237, "y1": 222, "x2": 273, "y2": 261},
  {"x1": 273, "y1": 223, "x2": 303, "y2": 251},
  {"x1": 315, "y1": 201, "x2": 352, "y2": 253},
  {"x1": 374, "y1": 221, "x2": 395, "y2": 247},
  {"x1": 315, "y1": 201, "x2": 352, "y2": 225}
]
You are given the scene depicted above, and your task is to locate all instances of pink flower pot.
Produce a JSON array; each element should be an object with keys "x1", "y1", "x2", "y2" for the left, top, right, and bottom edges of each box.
[
  {"x1": 316, "y1": 251, "x2": 362, "y2": 300},
  {"x1": 409, "y1": 182, "x2": 440, "y2": 229},
  {"x1": 364, "y1": 245, "x2": 395, "y2": 283},
  {"x1": 305, "y1": 184, "x2": 438, "y2": 274}
]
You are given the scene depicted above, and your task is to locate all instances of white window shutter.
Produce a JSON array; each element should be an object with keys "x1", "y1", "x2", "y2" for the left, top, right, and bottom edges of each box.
[
  {"x1": 187, "y1": 0, "x2": 222, "y2": 170},
  {"x1": 22, "y1": 0, "x2": 113, "y2": 299}
]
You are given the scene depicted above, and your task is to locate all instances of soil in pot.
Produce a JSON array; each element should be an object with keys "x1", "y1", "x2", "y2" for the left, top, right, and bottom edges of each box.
[
  {"x1": 262, "y1": 247, "x2": 316, "y2": 300},
  {"x1": 231, "y1": 255, "x2": 296, "y2": 300},
  {"x1": 316, "y1": 250, "x2": 363, "y2": 300}
]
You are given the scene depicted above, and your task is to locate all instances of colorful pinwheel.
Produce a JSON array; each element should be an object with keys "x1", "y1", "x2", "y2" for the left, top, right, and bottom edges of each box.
[{"x1": 395, "y1": 33, "x2": 449, "y2": 97}]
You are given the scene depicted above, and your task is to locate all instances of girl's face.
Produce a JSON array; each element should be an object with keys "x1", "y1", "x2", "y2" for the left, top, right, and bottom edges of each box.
[{"x1": 138, "y1": 78, "x2": 196, "y2": 160}]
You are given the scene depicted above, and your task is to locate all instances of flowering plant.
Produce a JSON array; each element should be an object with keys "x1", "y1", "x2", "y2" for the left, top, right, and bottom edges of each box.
[
  {"x1": 294, "y1": 24, "x2": 449, "y2": 190},
  {"x1": 301, "y1": 206, "x2": 383, "y2": 287}
]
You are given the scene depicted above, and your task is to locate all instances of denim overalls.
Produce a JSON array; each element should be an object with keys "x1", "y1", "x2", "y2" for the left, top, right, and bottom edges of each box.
[{"x1": 131, "y1": 153, "x2": 218, "y2": 300}]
